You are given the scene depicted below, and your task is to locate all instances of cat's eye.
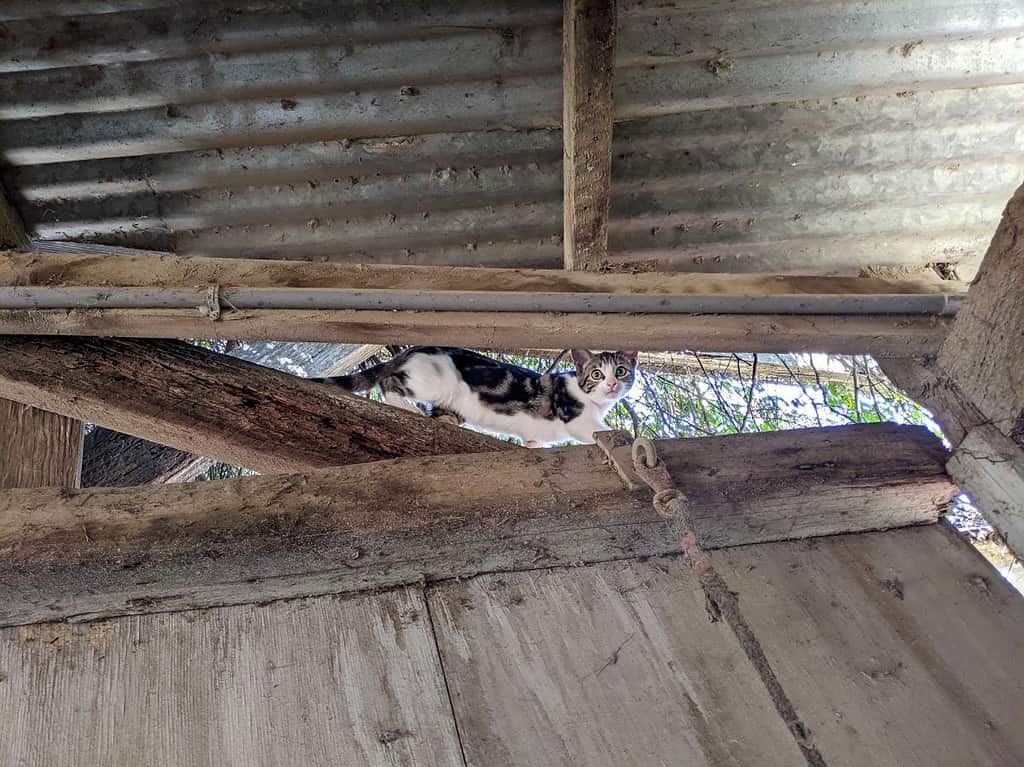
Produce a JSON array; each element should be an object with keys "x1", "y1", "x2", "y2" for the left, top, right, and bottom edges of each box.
[
  {"x1": 615, "y1": 366, "x2": 629, "y2": 378},
  {"x1": 590, "y1": 370, "x2": 604, "y2": 380}
]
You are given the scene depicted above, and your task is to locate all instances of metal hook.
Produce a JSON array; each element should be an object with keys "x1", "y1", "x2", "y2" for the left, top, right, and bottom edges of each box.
[{"x1": 632, "y1": 437, "x2": 659, "y2": 470}]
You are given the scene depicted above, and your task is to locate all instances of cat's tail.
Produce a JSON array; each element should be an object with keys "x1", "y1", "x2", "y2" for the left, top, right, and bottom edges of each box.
[{"x1": 309, "y1": 360, "x2": 393, "y2": 392}]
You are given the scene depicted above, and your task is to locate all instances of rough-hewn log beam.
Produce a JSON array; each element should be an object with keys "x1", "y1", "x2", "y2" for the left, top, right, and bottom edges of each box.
[
  {"x1": 0, "y1": 400, "x2": 82, "y2": 489},
  {"x1": 0, "y1": 424, "x2": 954, "y2": 627},
  {"x1": 0, "y1": 251, "x2": 968, "y2": 297},
  {"x1": 938, "y1": 184, "x2": 1024, "y2": 447},
  {"x1": 0, "y1": 336, "x2": 512, "y2": 475},
  {"x1": 81, "y1": 427, "x2": 207, "y2": 487},
  {"x1": 563, "y1": 0, "x2": 616, "y2": 270},
  {"x1": 0, "y1": 309, "x2": 950, "y2": 356},
  {"x1": 881, "y1": 356, "x2": 1024, "y2": 561}
]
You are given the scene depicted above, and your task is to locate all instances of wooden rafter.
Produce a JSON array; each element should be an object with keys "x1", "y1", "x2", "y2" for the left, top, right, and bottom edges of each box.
[
  {"x1": 0, "y1": 252, "x2": 963, "y2": 354},
  {"x1": 0, "y1": 423, "x2": 953, "y2": 626},
  {"x1": 562, "y1": 0, "x2": 616, "y2": 270},
  {"x1": 881, "y1": 183, "x2": 1024, "y2": 558},
  {"x1": 938, "y1": 184, "x2": 1024, "y2": 447},
  {"x1": 0, "y1": 336, "x2": 512, "y2": 475}
]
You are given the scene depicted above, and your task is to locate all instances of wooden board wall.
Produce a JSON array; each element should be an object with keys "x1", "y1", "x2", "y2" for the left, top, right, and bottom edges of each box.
[
  {"x1": 1, "y1": 525, "x2": 1021, "y2": 766},
  {"x1": 0, "y1": 399, "x2": 82, "y2": 489}
]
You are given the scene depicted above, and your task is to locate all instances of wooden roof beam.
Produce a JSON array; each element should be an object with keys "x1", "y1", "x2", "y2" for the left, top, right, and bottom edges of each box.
[
  {"x1": 0, "y1": 336, "x2": 513, "y2": 476},
  {"x1": 880, "y1": 183, "x2": 1024, "y2": 558},
  {"x1": 0, "y1": 252, "x2": 964, "y2": 355},
  {"x1": 0, "y1": 423, "x2": 954, "y2": 627},
  {"x1": 562, "y1": 0, "x2": 616, "y2": 270}
]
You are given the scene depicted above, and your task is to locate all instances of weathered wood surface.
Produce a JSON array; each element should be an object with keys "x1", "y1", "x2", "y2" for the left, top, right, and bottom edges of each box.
[
  {"x1": 0, "y1": 424, "x2": 954, "y2": 626},
  {"x1": 0, "y1": 399, "x2": 82, "y2": 489},
  {"x1": 0, "y1": 336, "x2": 511, "y2": 475},
  {"x1": 878, "y1": 355, "x2": 985, "y2": 447},
  {"x1": 938, "y1": 183, "x2": 1024, "y2": 447},
  {"x1": 80, "y1": 339, "x2": 364, "y2": 487},
  {"x1": 81, "y1": 427, "x2": 207, "y2": 487},
  {"x1": 562, "y1": 0, "x2": 616, "y2": 271},
  {"x1": 0, "y1": 251, "x2": 967, "y2": 296},
  {"x1": 428, "y1": 559, "x2": 806, "y2": 766},
  {"x1": 947, "y1": 424, "x2": 1024, "y2": 556},
  {"x1": 0, "y1": 589, "x2": 466, "y2": 767},
  {"x1": 717, "y1": 525, "x2": 1024, "y2": 767},
  {"x1": 880, "y1": 356, "x2": 1024, "y2": 559},
  {"x1": 0, "y1": 307, "x2": 954, "y2": 355}
]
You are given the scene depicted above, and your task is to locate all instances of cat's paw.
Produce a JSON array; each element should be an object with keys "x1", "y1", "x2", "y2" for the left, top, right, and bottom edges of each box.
[
  {"x1": 436, "y1": 414, "x2": 461, "y2": 426},
  {"x1": 525, "y1": 440, "x2": 542, "y2": 449}
]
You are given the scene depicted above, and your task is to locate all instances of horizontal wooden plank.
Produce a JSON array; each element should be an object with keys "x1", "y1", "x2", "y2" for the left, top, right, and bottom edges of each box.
[
  {"x1": 0, "y1": 589, "x2": 466, "y2": 767},
  {"x1": 0, "y1": 251, "x2": 967, "y2": 296},
  {"x1": 717, "y1": 525, "x2": 1024, "y2": 767},
  {"x1": 0, "y1": 336, "x2": 512, "y2": 475},
  {"x1": 0, "y1": 307, "x2": 954, "y2": 355},
  {"x1": 0, "y1": 424, "x2": 955, "y2": 626},
  {"x1": 429, "y1": 559, "x2": 806, "y2": 766}
]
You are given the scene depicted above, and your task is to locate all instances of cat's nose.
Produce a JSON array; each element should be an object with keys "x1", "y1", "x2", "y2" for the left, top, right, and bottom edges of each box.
[{"x1": 606, "y1": 382, "x2": 618, "y2": 392}]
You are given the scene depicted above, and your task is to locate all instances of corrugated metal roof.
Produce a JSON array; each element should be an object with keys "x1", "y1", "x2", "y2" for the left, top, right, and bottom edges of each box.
[{"x1": 2, "y1": 0, "x2": 1022, "y2": 277}]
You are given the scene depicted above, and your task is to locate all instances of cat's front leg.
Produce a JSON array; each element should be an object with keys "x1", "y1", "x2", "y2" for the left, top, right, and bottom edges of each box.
[{"x1": 568, "y1": 422, "x2": 605, "y2": 445}]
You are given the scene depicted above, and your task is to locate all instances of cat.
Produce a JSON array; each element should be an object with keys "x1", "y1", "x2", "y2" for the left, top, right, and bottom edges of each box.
[{"x1": 313, "y1": 347, "x2": 638, "y2": 447}]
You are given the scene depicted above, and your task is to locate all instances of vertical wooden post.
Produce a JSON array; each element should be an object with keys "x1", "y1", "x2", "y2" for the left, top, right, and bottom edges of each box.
[
  {"x1": 0, "y1": 400, "x2": 83, "y2": 489},
  {"x1": 882, "y1": 183, "x2": 1024, "y2": 559},
  {"x1": 563, "y1": 0, "x2": 616, "y2": 271},
  {"x1": 0, "y1": 183, "x2": 83, "y2": 488}
]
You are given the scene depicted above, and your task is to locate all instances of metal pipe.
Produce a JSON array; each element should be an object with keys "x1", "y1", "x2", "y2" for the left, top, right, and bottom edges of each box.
[{"x1": 0, "y1": 286, "x2": 963, "y2": 315}]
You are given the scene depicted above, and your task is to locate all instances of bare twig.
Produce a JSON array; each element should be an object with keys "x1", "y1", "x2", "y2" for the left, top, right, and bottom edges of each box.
[
  {"x1": 809, "y1": 357, "x2": 857, "y2": 424},
  {"x1": 545, "y1": 349, "x2": 569, "y2": 374},
  {"x1": 692, "y1": 352, "x2": 742, "y2": 431},
  {"x1": 621, "y1": 398, "x2": 642, "y2": 438},
  {"x1": 775, "y1": 355, "x2": 824, "y2": 428},
  {"x1": 738, "y1": 354, "x2": 759, "y2": 432},
  {"x1": 862, "y1": 356, "x2": 885, "y2": 422}
]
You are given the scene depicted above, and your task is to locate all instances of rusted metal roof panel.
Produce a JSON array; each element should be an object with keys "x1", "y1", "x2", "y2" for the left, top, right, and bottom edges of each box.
[{"x1": 1, "y1": 0, "x2": 1022, "y2": 276}]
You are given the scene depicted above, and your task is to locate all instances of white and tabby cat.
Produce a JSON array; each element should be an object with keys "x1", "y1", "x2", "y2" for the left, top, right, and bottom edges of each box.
[{"x1": 315, "y1": 347, "x2": 638, "y2": 447}]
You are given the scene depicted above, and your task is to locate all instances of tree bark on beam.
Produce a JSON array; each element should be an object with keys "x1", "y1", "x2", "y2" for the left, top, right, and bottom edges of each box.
[
  {"x1": 562, "y1": 0, "x2": 616, "y2": 270},
  {"x1": 879, "y1": 184, "x2": 1024, "y2": 559},
  {"x1": 0, "y1": 423, "x2": 954, "y2": 627},
  {"x1": 81, "y1": 427, "x2": 207, "y2": 487},
  {"x1": 0, "y1": 336, "x2": 513, "y2": 475},
  {"x1": 937, "y1": 184, "x2": 1024, "y2": 448}
]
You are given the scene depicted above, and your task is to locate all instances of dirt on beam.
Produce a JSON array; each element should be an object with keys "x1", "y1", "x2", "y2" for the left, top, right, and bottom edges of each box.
[
  {"x1": 0, "y1": 423, "x2": 955, "y2": 627},
  {"x1": 0, "y1": 336, "x2": 513, "y2": 475}
]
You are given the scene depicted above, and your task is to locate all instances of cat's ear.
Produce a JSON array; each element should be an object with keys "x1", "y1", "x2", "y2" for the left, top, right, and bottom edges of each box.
[
  {"x1": 621, "y1": 351, "x2": 639, "y2": 365},
  {"x1": 570, "y1": 349, "x2": 593, "y2": 369}
]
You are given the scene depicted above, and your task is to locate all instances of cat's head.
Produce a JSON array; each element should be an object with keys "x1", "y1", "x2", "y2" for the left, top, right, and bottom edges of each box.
[{"x1": 571, "y1": 350, "x2": 639, "y2": 406}]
